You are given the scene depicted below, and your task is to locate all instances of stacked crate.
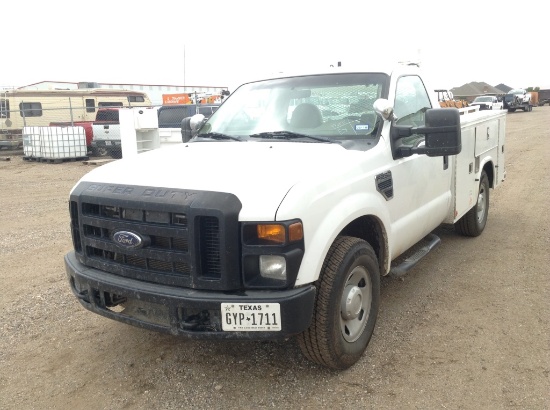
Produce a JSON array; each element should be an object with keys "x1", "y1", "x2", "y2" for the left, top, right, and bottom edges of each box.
[
  {"x1": 23, "y1": 126, "x2": 87, "y2": 161},
  {"x1": 22, "y1": 127, "x2": 43, "y2": 158}
]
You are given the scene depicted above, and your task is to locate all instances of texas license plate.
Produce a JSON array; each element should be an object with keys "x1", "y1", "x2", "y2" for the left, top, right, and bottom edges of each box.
[{"x1": 221, "y1": 303, "x2": 281, "y2": 331}]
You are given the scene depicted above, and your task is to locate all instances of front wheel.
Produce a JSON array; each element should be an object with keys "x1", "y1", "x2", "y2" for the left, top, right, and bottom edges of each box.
[
  {"x1": 297, "y1": 236, "x2": 380, "y2": 369},
  {"x1": 455, "y1": 171, "x2": 490, "y2": 236}
]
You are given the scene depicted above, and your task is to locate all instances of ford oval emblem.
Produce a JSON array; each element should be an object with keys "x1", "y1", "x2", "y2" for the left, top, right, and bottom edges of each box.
[{"x1": 112, "y1": 231, "x2": 143, "y2": 249}]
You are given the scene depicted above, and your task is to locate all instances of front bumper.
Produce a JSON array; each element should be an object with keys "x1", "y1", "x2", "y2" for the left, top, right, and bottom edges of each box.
[
  {"x1": 0, "y1": 140, "x2": 22, "y2": 148},
  {"x1": 65, "y1": 251, "x2": 316, "y2": 339},
  {"x1": 472, "y1": 104, "x2": 490, "y2": 110}
]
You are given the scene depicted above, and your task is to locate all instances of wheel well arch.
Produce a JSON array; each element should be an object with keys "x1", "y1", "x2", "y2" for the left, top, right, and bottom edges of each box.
[{"x1": 339, "y1": 215, "x2": 389, "y2": 275}]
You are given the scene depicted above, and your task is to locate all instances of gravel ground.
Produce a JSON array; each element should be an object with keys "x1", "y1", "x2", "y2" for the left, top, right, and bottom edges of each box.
[{"x1": 0, "y1": 107, "x2": 549, "y2": 410}]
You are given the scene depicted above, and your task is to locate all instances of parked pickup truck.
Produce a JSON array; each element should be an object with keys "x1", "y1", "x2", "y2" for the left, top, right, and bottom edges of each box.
[
  {"x1": 64, "y1": 63, "x2": 506, "y2": 370},
  {"x1": 91, "y1": 108, "x2": 122, "y2": 158},
  {"x1": 469, "y1": 95, "x2": 503, "y2": 110}
]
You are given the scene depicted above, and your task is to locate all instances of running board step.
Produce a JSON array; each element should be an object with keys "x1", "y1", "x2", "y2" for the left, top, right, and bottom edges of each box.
[{"x1": 389, "y1": 233, "x2": 441, "y2": 278}]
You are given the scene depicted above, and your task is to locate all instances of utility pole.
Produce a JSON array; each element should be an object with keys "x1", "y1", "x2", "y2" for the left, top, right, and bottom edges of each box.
[{"x1": 183, "y1": 44, "x2": 186, "y2": 90}]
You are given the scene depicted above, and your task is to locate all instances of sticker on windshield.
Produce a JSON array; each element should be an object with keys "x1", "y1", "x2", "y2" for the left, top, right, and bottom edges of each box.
[{"x1": 355, "y1": 124, "x2": 370, "y2": 131}]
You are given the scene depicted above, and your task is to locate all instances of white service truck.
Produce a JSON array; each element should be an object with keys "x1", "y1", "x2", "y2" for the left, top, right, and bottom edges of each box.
[
  {"x1": 469, "y1": 95, "x2": 503, "y2": 111},
  {"x1": 64, "y1": 64, "x2": 506, "y2": 370}
]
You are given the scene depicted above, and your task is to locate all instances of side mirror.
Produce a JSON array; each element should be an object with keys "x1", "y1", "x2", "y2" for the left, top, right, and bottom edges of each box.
[
  {"x1": 373, "y1": 98, "x2": 396, "y2": 121},
  {"x1": 422, "y1": 108, "x2": 461, "y2": 156},
  {"x1": 181, "y1": 113, "x2": 206, "y2": 143},
  {"x1": 181, "y1": 117, "x2": 192, "y2": 142},
  {"x1": 391, "y1": 108, "x2": 461, "y2": 157}
]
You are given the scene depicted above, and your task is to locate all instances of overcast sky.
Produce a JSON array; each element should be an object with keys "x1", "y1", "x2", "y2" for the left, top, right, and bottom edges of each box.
[{"x1": 2, "y1": 1, "x2": 547, "y2": 92}]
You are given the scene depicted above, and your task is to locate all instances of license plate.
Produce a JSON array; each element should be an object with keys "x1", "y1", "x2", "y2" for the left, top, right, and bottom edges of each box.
[
  {"x1": 221, "y1": 303, "x2": 281, "y2": 331},
  {"x1": 105, "y1": 141, "x2": 112, "y2": 145}
]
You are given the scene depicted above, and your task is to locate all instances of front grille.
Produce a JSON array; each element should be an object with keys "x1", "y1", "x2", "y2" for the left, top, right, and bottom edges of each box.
[{"x1": 70, "y1": 182, "x2": 242, "y2": 290}]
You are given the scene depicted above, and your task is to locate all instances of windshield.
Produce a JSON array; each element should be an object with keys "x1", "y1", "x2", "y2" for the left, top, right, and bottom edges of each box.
[
  {"x1": 473, "y1": 96, "x2": 493, "y2": 102},
  {"x1": 197, "y1": 73, "x2": 388, "y2": 144}
]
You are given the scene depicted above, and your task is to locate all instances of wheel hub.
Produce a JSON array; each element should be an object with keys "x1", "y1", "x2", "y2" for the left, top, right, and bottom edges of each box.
[
  {"x1": 339, "y1": 265, "x2": 372, "y2": 343},
  {"x1": 477, "y1": 188, "x2": 486, "y2": 222},
  {"x1": 341, "y1": 285, "x2": 363, "y2": 320}
]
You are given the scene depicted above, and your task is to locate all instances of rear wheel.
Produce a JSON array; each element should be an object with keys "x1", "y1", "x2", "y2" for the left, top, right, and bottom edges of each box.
[
  {"x1": 92, "y1": 147, "x2": 109, "y2": 157},
  {"x1": 455, "y1": 171, "x2": 490, "y2": 237},
  {"x1": 297, "y1": 236, "x2": 380, "y2": 370}
]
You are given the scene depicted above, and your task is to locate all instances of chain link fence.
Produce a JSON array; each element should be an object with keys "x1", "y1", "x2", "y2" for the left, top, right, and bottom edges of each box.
[{"x1": 1, "y1": 87, "x2": 230, "y2": 155}]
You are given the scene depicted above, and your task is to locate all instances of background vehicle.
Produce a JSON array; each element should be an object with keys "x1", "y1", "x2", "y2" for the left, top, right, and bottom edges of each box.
[
  {"x1": 504, "y1": 89, "x2": 533, "y2": 112},
  {"x1": 537, "y1": 89, "x2": 550, "y2": 106},
  {"x1": 0, "y1": 88, "x2": 151, "y2": 150},
  {"x1": 469, "y1": 95, "x2": 503, "y2": 110},
  {"x1": 435, "y1": 89, "x2": 469, "y2": 108},
  {"x1": 64, "y1": 64, "x2": 506, "y2": 370},
  {"x1": 91, "y1": 108, "x2": 123, "y2": 158}
]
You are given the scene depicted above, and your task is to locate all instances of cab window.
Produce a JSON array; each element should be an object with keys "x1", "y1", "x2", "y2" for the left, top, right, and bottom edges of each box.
[{"x1": 394, "y1": 75, "x2": 432, "y2": 146}]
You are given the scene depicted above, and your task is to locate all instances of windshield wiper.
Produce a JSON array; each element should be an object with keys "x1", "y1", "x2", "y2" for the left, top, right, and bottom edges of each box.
[
  {"x1": 249, "y1": 131, "x2": 335, "y2": 143},
  {"x1": 197, "y1": 132, "x2": 243, "y2": 141}
]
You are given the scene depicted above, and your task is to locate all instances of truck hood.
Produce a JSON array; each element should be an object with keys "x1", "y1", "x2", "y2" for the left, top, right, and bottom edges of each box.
[{"x1": 77, "y1": 141, "x2": 358, "y2": 220}]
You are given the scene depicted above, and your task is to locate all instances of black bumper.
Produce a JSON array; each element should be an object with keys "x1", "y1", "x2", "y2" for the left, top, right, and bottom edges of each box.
[
  {"x1": 91, "y1": 140, "x2": 120, "y2": 148},
  {"x1": 65, "y1": 251, "x2": 315, "y2": 340}
]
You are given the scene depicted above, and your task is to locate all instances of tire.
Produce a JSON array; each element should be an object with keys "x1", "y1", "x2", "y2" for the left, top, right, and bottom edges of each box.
[
  {"x1": 508, "y1": 108, "x2": 516, "y2": 113},
  {"x1": 92, "y1": 147, "x2": 109, "y2": 157},
  {"x1": 455, "y1": 171, "x2": 490, "y2": 237},
  {"x1": 110, "y1": 148, "x2": 122, "y2": 159},
  {"x1": 297, "y1": 236, "x2": 380, "y2": 370}
]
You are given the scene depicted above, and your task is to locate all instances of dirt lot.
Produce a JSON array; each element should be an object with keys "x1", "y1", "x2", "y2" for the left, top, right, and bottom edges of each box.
[{"x1": 1, "y1": 107, "x2": 549, "y2": 410}]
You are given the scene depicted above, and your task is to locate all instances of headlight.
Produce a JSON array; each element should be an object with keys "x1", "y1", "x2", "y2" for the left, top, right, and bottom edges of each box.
[
  {"x1": 260, "y1": 255, "x2": 287, "y2": 279},
  {"x1": 242, "y1": 220, "x2": 304, "y2": 289}
]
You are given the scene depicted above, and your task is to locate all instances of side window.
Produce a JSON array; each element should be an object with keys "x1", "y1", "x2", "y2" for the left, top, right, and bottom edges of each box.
[
  {"x1": 19, "y1": 102, "x2": 42, "y2": 117},
  {"x1": 128, "y1": 95, "x2": 145, "y2": 103},
  {"x1": 98, "y1": 101, "x2": 124, "y2": 108},
  {"x1": 394, "y1": 75, "x2": 432, "y2": 146},
  {"x1": 85, "y1": 98, "x2": 96, "y2": 113},
  {"x1": 0, "y1": 99, "x2": 9, "y2": 118}
]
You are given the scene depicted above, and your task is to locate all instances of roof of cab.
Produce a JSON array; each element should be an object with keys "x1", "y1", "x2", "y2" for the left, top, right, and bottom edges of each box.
[{"x1": 238, "y1": 62, "x2": 422, "y2": 85}]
